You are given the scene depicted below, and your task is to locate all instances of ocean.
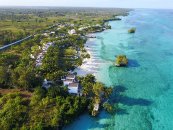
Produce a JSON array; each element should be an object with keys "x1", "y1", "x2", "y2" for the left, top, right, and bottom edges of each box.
[{"x1": 64, "y1": 9, "x2": 173, "y2": 130}]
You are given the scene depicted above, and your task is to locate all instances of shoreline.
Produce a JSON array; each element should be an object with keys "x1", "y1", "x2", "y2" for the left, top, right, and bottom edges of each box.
[
  {"x1": 74, "y1": 38, "x2": 97, "y2": 76},
  {"x1": 65, "y1": 9, "x2": 173, "y2": 130},
  {"x1": 74, "y1": 14, "x2": 130, "y2": 76},
  {"x1": 66, "y1": 14, "x2": 131, "y2": 129},
  {"x1": 64, "y1": 19, "x2": 119, "y2": 130},
  {"x1": 0, "y1": 8, "x2": 132, "y2": 130}
]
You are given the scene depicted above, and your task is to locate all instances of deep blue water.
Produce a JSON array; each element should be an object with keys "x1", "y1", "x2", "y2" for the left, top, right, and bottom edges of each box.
[{"x1": 64, "y1": 9, "x2": 173, "y2": 130}]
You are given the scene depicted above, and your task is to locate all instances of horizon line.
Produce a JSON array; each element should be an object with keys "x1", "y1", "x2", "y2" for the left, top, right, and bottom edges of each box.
[{"x1": 0, "y1": 5, "x2": 173, "y2": 10}]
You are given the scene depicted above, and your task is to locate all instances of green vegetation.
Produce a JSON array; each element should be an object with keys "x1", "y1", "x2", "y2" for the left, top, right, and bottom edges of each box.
[
  {"x1": 0, "y1": 33, "x2": 113, "y2": 129},
  {"x1": 0, "y1": 74, "x2": 113, "y2": 129},
  {"x1": 0, "y1": 7, "x2": 130, "y2": 129},
  {"x1": 0, "y1": 33, "x2": 87, "y2": 89},
  {"x1": 0, "y1": 7, "x2": 129, "y2": 47},
  {"x1": 115, "y1": 55, "x2": 128, "y2": 67},
  {"x1": 128, "y1": 27, "x2": 136, "y2": 33},
  {"x1": 0, "y1": 35, "x2": 43, "y2": 89},
  {"x1": 79, "y1": 74, "x2": 113, "y2": 116},
  {"x1": 0, "y1": 93, "x2": 27, "y2": 130},
  {"x1": 0, "y1": 90, "x2": 88, "y2": 129},
  {"x1": 103, "y1": 102, "x2": 116, "y2": 113}
]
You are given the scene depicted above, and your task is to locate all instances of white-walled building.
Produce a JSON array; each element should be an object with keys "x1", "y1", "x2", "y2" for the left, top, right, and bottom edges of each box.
[
  {"x1": 66, "y1": 74, "x2": 76, "y2": 80},
  {"x1": 43, "y1": 33, "x2": 49, "y2": 37},
  {"x1": 63, "y1": 79, "x2": 74, "y2": 86},
  {"x1": 68, "y1": 29, "x2": 76, "y2": 35},
  {"x1": 36, "y1": 42, "x2": 54, "y2": 67},
  {"x1": 68, "y1": 83, "x2": 79, "y2": 94},
  {"x1": 61, "y1": 74, "x2": 80, "y2": 94},
  {"x1": 61, "y1": 74, "x2": 76, "y2": 85},
  {"x1": 50, "y1": 31, "x2": 55, "y2": 34}
]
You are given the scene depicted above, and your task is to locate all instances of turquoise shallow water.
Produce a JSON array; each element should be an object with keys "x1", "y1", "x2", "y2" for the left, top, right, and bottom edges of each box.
[{"x1": 64, "y1": 9, "x2": 173, "y2": 130}]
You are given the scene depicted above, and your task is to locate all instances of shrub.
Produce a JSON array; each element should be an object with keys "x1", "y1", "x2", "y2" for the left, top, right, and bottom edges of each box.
[{"x1": 128, "y1": 28, "x2": 136, "y2": 33}]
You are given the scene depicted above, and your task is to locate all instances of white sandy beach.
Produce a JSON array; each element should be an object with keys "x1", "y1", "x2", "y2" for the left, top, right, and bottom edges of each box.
[{"x1": 74, "y1": 38, "x2": 100, "y2": 76}]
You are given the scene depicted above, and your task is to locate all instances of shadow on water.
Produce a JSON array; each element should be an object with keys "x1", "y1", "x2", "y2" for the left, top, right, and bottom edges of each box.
[
  {"x1": 116, "y1": 108, "x2": 129, "y2": 115},
  {"x1": 118, "y1": 96, "x2": 152, "y2": 106},
  {"x1": 84, "y1": 110, "x2": 118, "y2": 130},
  {"x1": 112, "y1": 85, "x2": 152, "y2": 106},
  {"x1": 83, "y1": 86, "x2": 153, "y2": 130},
  {"x1": 63, "y1": 86, "x2": 153, "y2": 130},
  {"x1": 128, "y1": 59, "x2": 140, "y2": 68}
]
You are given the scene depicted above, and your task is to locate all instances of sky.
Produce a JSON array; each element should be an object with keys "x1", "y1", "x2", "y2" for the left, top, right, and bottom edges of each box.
[{"x1": 0, "y1": 0, "x2": 173, "y2": 9}]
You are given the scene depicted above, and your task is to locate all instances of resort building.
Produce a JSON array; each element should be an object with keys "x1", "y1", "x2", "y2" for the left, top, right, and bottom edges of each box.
[
  {"x1": 50, "y1": 31, "x2": 55, "y2": 34},
  {"x1": 36, "y1": 42, "x2": 54, "y2": 67},
  {"x1": 61, "y1": 74, "x2": 80, "y2": 94},
  {"x1": 63, "y1": 79, "x2": 74, "y2": 86},
  {"x1": 66, "y1": 74, "x2": 76, "y2": 80},
  {"x1": 42, "y1": 33, "x2": 49, "y2": 37},
  {"x1": 68, "y1": 29, "x2": 76, "y2": 35},
  {"x1": 68, "y1": 83, "x2": 79, "y2": 94}
]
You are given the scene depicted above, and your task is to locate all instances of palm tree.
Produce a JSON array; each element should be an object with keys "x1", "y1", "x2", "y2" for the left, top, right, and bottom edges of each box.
[{"x1": 93, "y1": 82, "x2": 104, "y2": 97}]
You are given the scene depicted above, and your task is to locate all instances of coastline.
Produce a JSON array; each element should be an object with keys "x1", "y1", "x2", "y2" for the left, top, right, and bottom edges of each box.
[
  {"x1": 64, "y1": 21, "x2": 117, "y2": 130},
  {"x1": 67, "y1": 9, "x2": 173, "y2": 130},
  {"x1": 74, "y1": 38, "x2": 98, "y2": 76},
  {"x1": 65, "y1": 13, "x2": 132, "y2": 129},
  {"x1": 74, "y1": 17, "x2": 126, "y2": 76},
  {"x1": 0, "y1": 8, "x2": 133, "y2": 130}
]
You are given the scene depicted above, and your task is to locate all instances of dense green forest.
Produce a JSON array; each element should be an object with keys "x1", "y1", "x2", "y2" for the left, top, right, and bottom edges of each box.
[{"x1": 0, "y1": 74, "x2": 113, "y2": 129}]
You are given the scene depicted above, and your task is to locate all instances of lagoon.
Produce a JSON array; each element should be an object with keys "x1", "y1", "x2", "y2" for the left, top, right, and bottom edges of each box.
[{"x1": 65, "y1": 9, "x2": 173, "y2": 130}]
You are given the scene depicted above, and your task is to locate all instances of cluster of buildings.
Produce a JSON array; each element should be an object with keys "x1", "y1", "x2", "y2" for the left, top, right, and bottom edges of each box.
[
  {"x1": 42, "y1": 31, "x2": 56, "y2": 37},
  {"x1": 61, "y1": 74, "x2": 80, "y2": 94},
  {"x1": 36, "y1": 42, "x2": 54, "y2": 67},
  {"x1": 78, "y1": 24, "x2": 102, "y2": 31},
  {"x1": 57, "y1": 23, "x2": 74, "y2": 30},
  {"x1": 42, "y1": 73, "x2": 81, "y2": 95}
]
